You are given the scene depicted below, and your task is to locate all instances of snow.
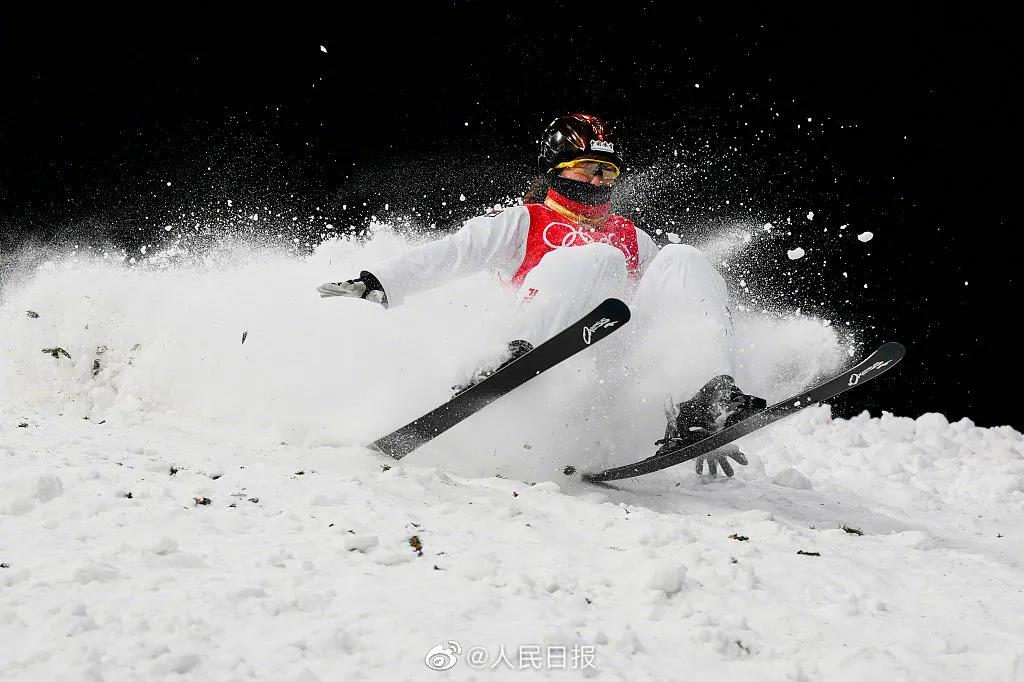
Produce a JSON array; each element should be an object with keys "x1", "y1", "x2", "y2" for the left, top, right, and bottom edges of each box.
[
  {"x1": 857, "y1": 231, "x2": 874, "y2": 243},
  {"x1": 772, "y1": 467, "x2": 812, "y2": 489},
  {"x1": 787, "y1": 247, "x2": 805, "y2": 260},
  {"x1": 2, "y1": 230, "x2": 1023, "y2": 680}
]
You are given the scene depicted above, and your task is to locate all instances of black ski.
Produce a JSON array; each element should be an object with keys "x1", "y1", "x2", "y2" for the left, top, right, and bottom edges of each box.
[
  {"x1": 373, "y1": 298, "x2": 631, "y2": 460},
  {"x1": 580, "y1": 341, "x2": 906, "y2": 483}
]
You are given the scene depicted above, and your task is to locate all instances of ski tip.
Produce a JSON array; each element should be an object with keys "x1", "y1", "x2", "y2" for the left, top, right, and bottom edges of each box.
[
  {"x1": 875, "y1": 341, "x2": 908, "y2": 361},
  {"x1": 600, "y1": 298, "x2": 631, "y2": 322}
]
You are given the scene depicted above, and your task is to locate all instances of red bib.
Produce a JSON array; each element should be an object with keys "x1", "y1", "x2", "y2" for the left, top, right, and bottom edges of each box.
[{"x1": 508, "y1": 202, "x2": 641, "y2": 289}]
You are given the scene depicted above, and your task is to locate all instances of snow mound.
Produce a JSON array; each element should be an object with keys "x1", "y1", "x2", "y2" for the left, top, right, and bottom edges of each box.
[
  {"x1": 0, "y1": 406, "x2": 1021, "y2": 680},
  {"x1": 3, "y1": 228, "x2": 1022, "y2": 679}
]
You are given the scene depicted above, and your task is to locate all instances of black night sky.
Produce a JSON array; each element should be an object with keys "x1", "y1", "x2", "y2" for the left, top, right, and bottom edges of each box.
[{"x1": 0, "y1": 5, "x2": 1015, "y2": 427}]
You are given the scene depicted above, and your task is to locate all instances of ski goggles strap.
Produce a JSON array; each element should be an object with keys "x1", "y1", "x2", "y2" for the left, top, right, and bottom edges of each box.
[{"x1": 552, "y1": 157, "x2": 621, "y2": 179}]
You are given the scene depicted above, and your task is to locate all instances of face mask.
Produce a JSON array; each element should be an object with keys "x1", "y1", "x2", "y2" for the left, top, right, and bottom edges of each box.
[{"x1": 548, "y1": 174, "x2": 614, "y2": 206}]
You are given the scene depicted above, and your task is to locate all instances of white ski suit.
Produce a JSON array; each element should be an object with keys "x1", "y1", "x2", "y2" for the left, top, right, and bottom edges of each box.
[{"x1": 364, "y1": 188, "x2": 736, "y2": 378}]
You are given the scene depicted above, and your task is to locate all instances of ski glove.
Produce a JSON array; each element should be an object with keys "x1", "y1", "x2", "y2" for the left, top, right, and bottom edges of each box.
[
  {"x1": 316, "y1": 272, "x2": 388, "y2": 307},
  {"x1": 694, "y1": 444, "x2": 748, "y2": 477}
]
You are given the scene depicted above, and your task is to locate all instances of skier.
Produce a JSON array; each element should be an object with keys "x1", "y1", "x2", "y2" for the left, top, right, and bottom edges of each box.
[{"x1": 318, "y1": 113, "x2": 765, "y2": 476}]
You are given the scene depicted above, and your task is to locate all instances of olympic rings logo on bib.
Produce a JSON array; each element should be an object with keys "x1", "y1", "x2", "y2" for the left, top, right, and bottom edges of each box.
[{"x1": 542, "y1": 221, "x2": 613, "y2": 249}]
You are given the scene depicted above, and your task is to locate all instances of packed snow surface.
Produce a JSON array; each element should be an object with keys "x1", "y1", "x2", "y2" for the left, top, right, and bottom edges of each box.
[{"x1": 2, "y1": 230, "x2": 1023, "y2": 680}]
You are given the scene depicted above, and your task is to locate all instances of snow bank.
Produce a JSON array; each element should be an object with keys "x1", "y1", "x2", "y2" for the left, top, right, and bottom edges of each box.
[{"x1": 1, "y1": 404, "x2": 1022, "y2": 680}]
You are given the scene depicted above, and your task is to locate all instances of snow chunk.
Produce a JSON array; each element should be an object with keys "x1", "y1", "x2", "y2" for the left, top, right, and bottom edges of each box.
[
  {"x1": 858, "y1": 231, "x2": 874, "y2": 243},
  {"x1": 807, "y1": 211, "x2": 815, "y2": 220},
  {"x1": 72, "y1": 562, "x2": 120, "y2": 584},
  {"x1": 320, "y1": 45, "x2": 327, "y2": 54},
  {"x1": 151, "y1": 654, "x2": 201, "y2": 676},
  {"x1": 151, "y1": 537, "x2": 179, "y2": 555},
  {"x1": 773, "y1": 468, "x2": 812, "y2": 489},
  {"x1": 787, "y1": 247, "x2": 806, "y2": 260},
  {"x1": 3, "y1": 497, "x2": 36, "y2": 516},
  {"x1": 373, "y1": 550, "x2": 415, "y2": 566},
  {"x1": 343, "y1": 535, "x2": 379, "y2": 553},
  {"x1": 529, "y1": 481, "x2": 561, "y2": 495},
  {"x1": 666, "y1": 233, "x2": 682, "y2": 244},
  {"x1": 645, "y1": 563, "x2": 688, "y2": 596},
  {"x1": 915, "y1": 413, "x2": 950, "y2": 434},
  {"x1": 34, "y1": 475, "x2": 64, "y2": 502}
]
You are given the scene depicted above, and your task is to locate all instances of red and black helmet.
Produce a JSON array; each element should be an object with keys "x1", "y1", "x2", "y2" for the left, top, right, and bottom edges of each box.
[{"x1": 537, "y1": 113, "x2": 623, "y2": 173}]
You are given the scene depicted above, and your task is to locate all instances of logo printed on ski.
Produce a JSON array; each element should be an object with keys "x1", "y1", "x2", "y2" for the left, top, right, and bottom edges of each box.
[
  {"x1": 848, "y1": 360, "x2": 892, "y2": 386},
  {"x1": 583, "y1": 318, "x2": 619, "y2": 345}
]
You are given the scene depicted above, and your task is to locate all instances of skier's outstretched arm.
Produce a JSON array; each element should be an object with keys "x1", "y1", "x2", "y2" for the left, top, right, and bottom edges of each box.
[{"x1": 316, "y1": 208, "x2": 530, "y2": 307}]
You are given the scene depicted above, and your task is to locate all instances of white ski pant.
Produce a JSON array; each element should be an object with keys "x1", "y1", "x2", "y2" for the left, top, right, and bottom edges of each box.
[{"x1": 511, "y1": 243, "x2": 736, "y2": 394}]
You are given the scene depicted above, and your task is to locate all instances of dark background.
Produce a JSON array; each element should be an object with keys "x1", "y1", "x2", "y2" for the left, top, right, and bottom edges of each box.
[{"x1": 0, "y1": 4, "x2": 1015, "y2": 427}]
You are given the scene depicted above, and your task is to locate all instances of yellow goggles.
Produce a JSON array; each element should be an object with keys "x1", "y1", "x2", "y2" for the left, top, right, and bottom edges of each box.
[{"x1": 553, "y1": 158, "x2": 621, "y2": 180}]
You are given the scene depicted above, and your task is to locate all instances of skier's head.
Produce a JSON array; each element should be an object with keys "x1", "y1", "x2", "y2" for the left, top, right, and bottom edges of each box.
[{"x1": 536, "y1": 113, "x2": 622, "y2": 206}]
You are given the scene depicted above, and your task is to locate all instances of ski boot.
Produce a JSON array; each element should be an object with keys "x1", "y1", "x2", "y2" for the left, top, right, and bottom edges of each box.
[
  {"x1": 655, "y1": 375, "x2": 767, "y2": 476},
  {"x1": 451, "y1": 339, "x2": 534, "y2": 395}
]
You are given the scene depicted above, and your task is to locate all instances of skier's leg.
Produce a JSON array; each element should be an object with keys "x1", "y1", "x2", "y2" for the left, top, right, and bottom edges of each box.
[
  {"x1": 452, "y1": 244, "x2": 629, "y2": 395},
  {"x1": 510, "y1": 242, "x2": 630, "y2": 346},
  {"x1": 630, "y1": 244, "x2": 737, "y2": 396}
]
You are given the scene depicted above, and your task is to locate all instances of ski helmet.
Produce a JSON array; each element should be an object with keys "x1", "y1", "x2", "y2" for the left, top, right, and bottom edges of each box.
[{"x1": 537, "y1": 113, "x2": 623, "y2": 174}]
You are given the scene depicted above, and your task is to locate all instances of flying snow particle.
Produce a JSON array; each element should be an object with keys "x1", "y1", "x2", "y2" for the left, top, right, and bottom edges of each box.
[
  {"x1": 320, "y1": 45, "x2": 327, "y2": 53},
  {"x1": 807, "y1": 211, "x2": 814, "y2": 220},
  {"x1": 787, "y1": 247, "x2": 806, "y2": 260},
  {"x1": 164, "y1": 225, "x2": 173, "y2": 232},
  {"x1": 763, "y1": 223, "x2": 773, "y2": 231},
  {"x1": 459, "y1": 194, "x2": 466, "y2": 202},
  {"x1": 857, "y1": 231, "x2": 874, "y2": 243},
  {"x1": 666, "y1": 233, "x2": 682, "y2": 244}
]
